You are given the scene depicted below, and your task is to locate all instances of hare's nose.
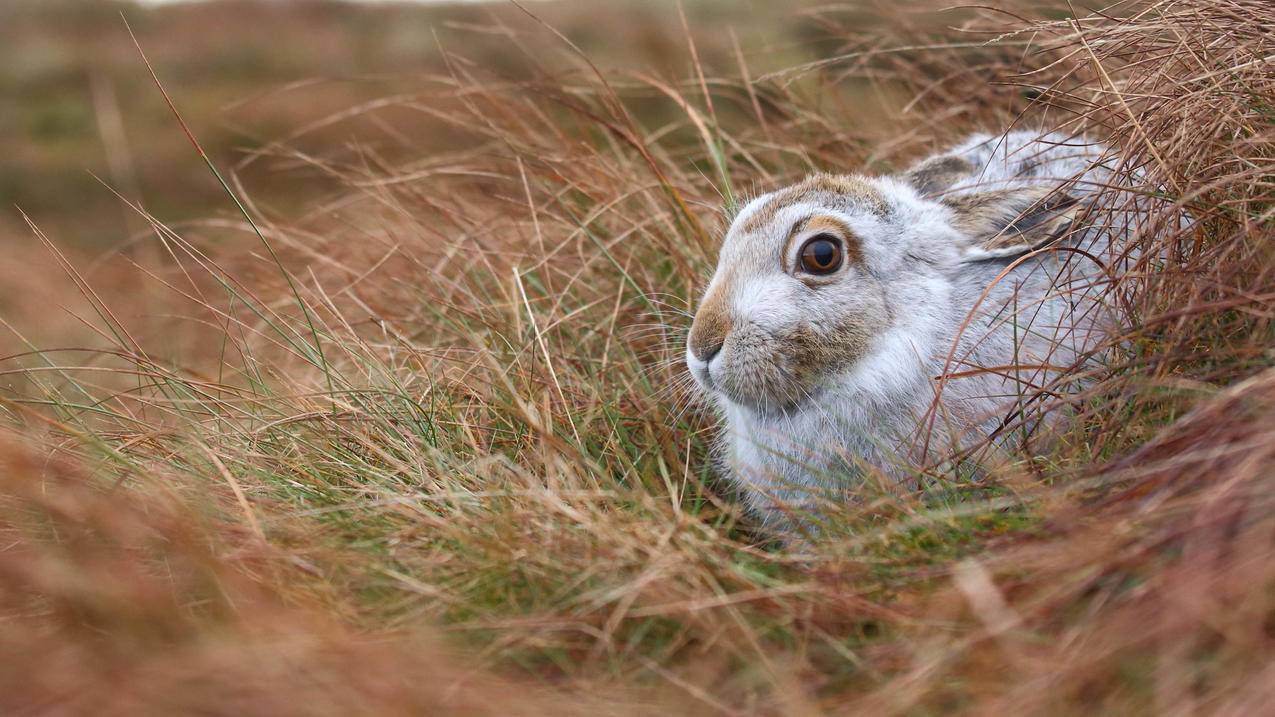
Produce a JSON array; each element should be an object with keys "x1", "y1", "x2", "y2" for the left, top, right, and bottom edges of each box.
[
  {"x1": 689, "y1": 286, "x2": 732, "y2": 364},
  {"x1": 689, "y1": 315, "x2": 729, "y2": 363}
]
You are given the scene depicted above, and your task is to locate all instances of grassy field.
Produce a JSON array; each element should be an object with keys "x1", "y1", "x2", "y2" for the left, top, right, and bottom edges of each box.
[{"x1": 2, "y1": 0, "x2": 1274, "y2": 714}]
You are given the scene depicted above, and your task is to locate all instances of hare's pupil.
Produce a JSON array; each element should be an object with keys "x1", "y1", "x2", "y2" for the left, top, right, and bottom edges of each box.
[
  {"x1": 800, "y1": 235, "x2": 842, "y2": 274},
  {"x1": 812, "y1": 242, "x2": 834, "y2": 266}
]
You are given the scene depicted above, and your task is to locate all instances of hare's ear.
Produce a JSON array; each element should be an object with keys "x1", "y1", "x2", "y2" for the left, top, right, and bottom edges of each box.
[
  {"x1": 945, "y1": 187, "x2": 1080, "y2": 262},
  {"x1": 903, "y1": 154, "x2": 976, "y2": 195}
]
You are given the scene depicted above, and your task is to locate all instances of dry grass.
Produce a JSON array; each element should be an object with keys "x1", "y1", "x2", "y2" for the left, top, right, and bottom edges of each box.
[{"x1": 2, "y1": 0, "x2": 1273, "y2": 714}]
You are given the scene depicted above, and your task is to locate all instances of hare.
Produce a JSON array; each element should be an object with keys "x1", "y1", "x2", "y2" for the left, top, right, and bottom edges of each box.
[{"x1": 686, "y1": 131, "x2": 1127, "y2": 531}]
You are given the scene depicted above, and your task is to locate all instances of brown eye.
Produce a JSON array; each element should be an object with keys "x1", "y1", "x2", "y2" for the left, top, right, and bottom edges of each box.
[{"x1": 798, "y1": 234, "x2": 843, "y2": 275}]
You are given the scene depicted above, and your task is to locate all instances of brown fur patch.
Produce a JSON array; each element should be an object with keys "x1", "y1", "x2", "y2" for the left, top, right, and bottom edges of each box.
[
  {"x1": 790, "y1": 317, "x2": 875, "y2": 385},
  {"x1": 688, "y1": 281, "x2": 733, "y2": 361},
  {"x1": 736, "y1": 174, "x2": 887, "y2": 235}
]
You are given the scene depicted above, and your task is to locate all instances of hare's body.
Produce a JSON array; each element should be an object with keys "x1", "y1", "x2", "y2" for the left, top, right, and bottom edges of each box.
[{"x1": 688, "y1": 132, "x2": 1126, "y2": 527}]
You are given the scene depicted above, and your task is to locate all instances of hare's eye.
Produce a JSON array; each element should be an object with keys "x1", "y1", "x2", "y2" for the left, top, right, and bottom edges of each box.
[{"x1": 798, "y1": 235, "x2": 843, "y2": 275}]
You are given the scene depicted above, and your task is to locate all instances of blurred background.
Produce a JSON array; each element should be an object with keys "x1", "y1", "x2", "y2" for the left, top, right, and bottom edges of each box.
[{"x1": 2, "y1": 0, "x2": 848, "y2": 250}]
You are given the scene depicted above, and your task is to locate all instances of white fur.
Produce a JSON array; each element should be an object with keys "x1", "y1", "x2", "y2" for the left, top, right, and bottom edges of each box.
[{"x1": 688, "y1": 131, "x2": 1136, "y2": 529}]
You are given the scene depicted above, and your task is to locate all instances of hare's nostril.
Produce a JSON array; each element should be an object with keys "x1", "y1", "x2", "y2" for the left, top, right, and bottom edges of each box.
[{"x1": 695, "y1": 340, "x2": 723, "y2": 363}]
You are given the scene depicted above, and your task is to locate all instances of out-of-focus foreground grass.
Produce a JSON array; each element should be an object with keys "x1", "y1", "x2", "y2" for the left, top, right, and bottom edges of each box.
[{"x1": 1, "y1": 0, "x2": 1273, "y2": 714}]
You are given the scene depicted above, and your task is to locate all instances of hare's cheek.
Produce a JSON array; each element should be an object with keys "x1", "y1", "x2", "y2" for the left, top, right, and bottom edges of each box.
[
  {"x1": 784, "y1": 318, "x2": 875, "y2": 386},
  {"x1": 826, "y1": 320, "x2": 876, "y2": 367},
  {"x1": 786, "y1": 325, "x2": 836, "y2": 380},
  {"x1": 732, "y1": 277, "x2": 801, "y2": 332}
]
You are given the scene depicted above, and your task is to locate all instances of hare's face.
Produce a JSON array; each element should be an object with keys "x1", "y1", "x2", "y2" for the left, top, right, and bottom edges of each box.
[
  {"x1": 685, "y1": 163, "x2": 1083, "y2": 417},
  {"x1": 686, "y1": 175, "x2": 896, "y2": 416}
]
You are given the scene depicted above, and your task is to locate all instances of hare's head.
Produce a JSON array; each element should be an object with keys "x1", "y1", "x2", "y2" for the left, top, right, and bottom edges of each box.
[{"x1": 686, "y1": 169, "x2": 1076, "y2": 416}]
